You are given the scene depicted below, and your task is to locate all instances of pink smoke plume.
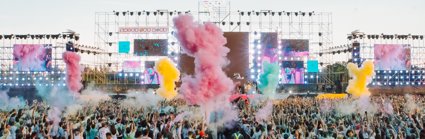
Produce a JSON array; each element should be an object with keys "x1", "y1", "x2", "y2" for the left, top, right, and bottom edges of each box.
[
  {"x1": 63, "y1": 52, "x2": 83, "y2": 93},
  {"x1": 173, "y1": 15, "x2": 234, "y2": 105},
  {"x1": 13, "y1": 44, "x2": 47, "y2": 71}
]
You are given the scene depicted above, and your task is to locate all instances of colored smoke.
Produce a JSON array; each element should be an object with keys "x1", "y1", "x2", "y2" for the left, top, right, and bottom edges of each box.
[
  {"x1": 405, "y1": 94, "x2": 417, "y2": 113},
  {"x1": 63, "y1": 52, "x2": 83, "y2": 93},
  {"x1": 13, "y1": 44, "x2": 47, "y2": 71},
  {"x1": 155, "y1": 58, "x2": 180, "y2": 100},
  {"x1": 257, "y1": 61, "x2": 280, "y2": 98},
  {"x1": 122, "y1": 89, "x2": 162, "y2": 109},
  {"x1": 255, "y1": 101, "x2": 273, "y2": 123},
  {"x1": 0, "y1": 90, "x2": 26, "y2": 110},
  {"x1": 173, "y1": 15, "x2": 234, "y2": 105},
  {"x1": 346, "y1": 60, "x2": 374, "y2": 97},
  {"x1": 36, "y1": 86, "x2": 76, "y2": 125}
]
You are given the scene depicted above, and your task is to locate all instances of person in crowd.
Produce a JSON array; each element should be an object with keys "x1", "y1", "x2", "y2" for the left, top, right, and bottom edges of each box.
[{"x1": 1, "y1": 93, "x2": 425, "y2": 139}]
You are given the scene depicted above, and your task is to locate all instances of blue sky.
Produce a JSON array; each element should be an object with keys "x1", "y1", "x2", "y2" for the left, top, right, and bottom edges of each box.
[{"x1": 0, "y1": 0, "x2": 424, "y2": 45}]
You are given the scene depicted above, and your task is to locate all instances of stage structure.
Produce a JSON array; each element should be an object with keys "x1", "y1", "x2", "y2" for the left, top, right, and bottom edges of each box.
[
  {"x1": 93, "y1": 1, "x2": 333, "y2": 89},
  {"x1": 346, "y1": 33, "x2": 425, "y2": 87},
  {"x1": 0, "y1": 33, "x2": 79, "y2": 88}
]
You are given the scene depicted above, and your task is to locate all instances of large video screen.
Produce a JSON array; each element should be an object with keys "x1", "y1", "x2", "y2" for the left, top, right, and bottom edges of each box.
[
  {"x1": 13, "y1": 44, "x2": 52, "y2": 71},
  {"x1": 122, "y1": 61, "x2": 141, "y2": 72},
  {"x1": 281, "y1": 39, "x2": 309, "y2": 57},
  {"x1": 143, "y1": 61, "x2": 160, "y2": 84},
  {"x1": 281, "y1": 61, "x2": 305, "y2": 84},
  {"x1": 307, "y1": 60, "x2": 319, "y2": 72},
  {"x1": 134, "y1": 39, "x2": 168, "y2": 56},
  {"x1": 374, "y1": 44, "x2": 411, "y2": 70},
  {"x1": 261, "y1": 33, "x2": 278, "y2": 63}
]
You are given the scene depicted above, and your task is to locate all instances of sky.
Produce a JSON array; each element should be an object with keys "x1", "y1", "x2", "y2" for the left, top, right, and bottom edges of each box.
[{"x1": 0, "y1": 0, "x2": 424, "y2": 46}]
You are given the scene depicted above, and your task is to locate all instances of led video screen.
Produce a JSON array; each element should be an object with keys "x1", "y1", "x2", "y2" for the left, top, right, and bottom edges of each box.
[
  {"x1": 143, "y1": 61, "x2": 160, "y2": 84},
  {"x1": 307, "y1": 60, "x2": 319, "y2": 72},
  {"x1": 374, "y1": 44, "x2": 411, "y2": 70},
  {"x1": 118, "y1": 41, "x2": 130, "y2": 53},
  {"x1": 122, "y1": 61, "x2": 141, "y2": 72},
  {"x1": 281, "y1": 61, "x2": 305, "y2": 84},
  {"x1": 13, "y1": 44, "x2": 52, "y2": 71},
  {"x1": 261, "y1": 33, "x2": 278, "y2": 63},
  {"x1": 134, "y1": 39, "x2": 168, "y2": 56},
  {"x1": 281, "y1": 39, "x2": 309, "y2": 57}
]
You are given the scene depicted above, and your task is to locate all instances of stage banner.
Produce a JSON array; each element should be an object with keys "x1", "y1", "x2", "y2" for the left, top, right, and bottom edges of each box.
[
  {"x1": 307, "y1": 60, "x2": 319, "y2": 72},
  {"x1": 119, "y1": 27, "x2": 169, "y2": 34},
  {"x1": 118, "y1": 41, "x2": 130, "y2": 53}
]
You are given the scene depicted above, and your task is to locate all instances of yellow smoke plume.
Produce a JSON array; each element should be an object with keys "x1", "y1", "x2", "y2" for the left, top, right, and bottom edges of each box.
[
  {"x1": 155, "y1": 58, "x2": 180, "y2": 100},
  {"x1": 316, "y1": 93, "x2": 347, "y2": 99},
  {"x1": 346, "y1": 60, "x2": 375, "y2": 97}
]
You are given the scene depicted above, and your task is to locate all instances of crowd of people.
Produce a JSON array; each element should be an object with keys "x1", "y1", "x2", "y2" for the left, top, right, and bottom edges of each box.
[{"x1": 1, "y1": 94, "x2": 425, "y2": 139}]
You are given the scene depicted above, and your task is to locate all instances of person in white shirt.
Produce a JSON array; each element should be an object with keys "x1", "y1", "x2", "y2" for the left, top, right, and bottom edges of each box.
[{"x1": 98, "y1": 123, "x2": 110, "y2": 139}]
